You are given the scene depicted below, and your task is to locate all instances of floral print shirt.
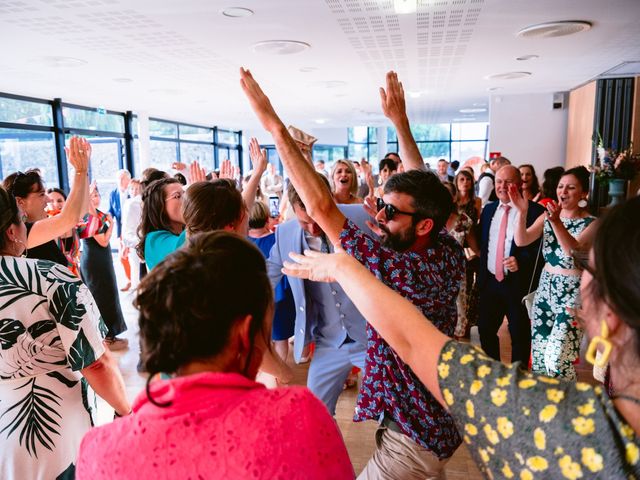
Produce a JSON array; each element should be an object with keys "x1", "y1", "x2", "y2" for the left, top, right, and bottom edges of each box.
[
  {"x1": 438, "y1": 340, "x2": 640, "y2": 479},
  {"x1": 339, "y1": 219, "x2": 465, "y2": 458}
]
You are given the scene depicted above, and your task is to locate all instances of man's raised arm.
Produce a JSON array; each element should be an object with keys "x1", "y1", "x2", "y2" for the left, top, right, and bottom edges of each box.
[
  {"x1": 380, "y1": 71, "x2": 424, "y2": 172},
  {"x1": 239, "y1": 68, "x2": 346, "y2": 243}
]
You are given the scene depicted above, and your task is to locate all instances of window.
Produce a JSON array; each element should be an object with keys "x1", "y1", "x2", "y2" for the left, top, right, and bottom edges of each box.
[
  {"x1": 0, "y1": 97, "x2": 53, "y2": 126},
  {"x1": 313, "y1": 145, "x2": 348, "y2": 164},
  {"x1": 62, "y1": 106, "x2": 125, "y2": 133},
  {"x1": 348, "y1": 126, "x2": 378, "y2": 163},
  {"x1": 0, "y1": 129, "x2": 58, "y2": 188},
  {"x1": 215, "y1": 128, "x2": 242, "y2": 173},
  {"x1": 386, "y1": 122, "x2": 489, "y2": 168}
]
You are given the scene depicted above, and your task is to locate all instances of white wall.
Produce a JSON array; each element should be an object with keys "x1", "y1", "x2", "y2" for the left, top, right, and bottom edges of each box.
[{"x1": 489, "y1": 93, "x2": 568, "y2": 175}]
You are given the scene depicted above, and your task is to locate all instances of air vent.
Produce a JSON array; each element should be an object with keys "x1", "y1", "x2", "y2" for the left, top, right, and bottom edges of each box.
[
  {"x1": 517, "y1": 21, "x2": 591, "y2": 39},
  {"x1": 252, "y1": 40, "x2": 310, "y2": 55}
]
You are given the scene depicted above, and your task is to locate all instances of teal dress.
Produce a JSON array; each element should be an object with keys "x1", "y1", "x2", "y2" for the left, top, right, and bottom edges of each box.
[{"x1": 531, "y1": 216, "x2": 595, "y2": 380}]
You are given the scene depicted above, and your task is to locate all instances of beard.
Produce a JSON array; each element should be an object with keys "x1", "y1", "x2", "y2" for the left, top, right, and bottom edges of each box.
[{"x1": 379, "y1": 224, "x2": 417, "y2": 252}]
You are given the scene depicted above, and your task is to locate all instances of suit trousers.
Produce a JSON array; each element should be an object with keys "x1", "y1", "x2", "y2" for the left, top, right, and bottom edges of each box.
[
  {"x1": 307, "y1": 338, "x2": 366, "y2": 416},
  {"x1": 478, "y1": 274, "x2": 531, "y2": 365}
]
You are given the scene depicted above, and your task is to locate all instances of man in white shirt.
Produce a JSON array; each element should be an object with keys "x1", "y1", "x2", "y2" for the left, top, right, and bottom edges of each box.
[
  {"x1": 260, "y1": 163, "x2": 284, "y2": 198},
  {"x1": 477, "y1": 165, "x2": 544, "y2": 364}
]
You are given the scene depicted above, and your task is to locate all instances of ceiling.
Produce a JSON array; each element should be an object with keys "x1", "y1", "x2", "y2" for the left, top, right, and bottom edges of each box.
[{"x1": 1, "y1": 0, "x2": 639, "y2": 131}]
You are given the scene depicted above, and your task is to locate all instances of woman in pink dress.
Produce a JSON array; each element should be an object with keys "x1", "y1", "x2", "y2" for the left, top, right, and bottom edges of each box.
[{"x1": 76, "y1": 231, "x2": 354, "y2": 480}]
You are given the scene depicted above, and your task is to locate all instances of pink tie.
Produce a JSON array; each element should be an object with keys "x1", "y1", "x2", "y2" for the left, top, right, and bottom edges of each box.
[{"x1": 495, "y1": 205, "x2": 511, "y2": 282}]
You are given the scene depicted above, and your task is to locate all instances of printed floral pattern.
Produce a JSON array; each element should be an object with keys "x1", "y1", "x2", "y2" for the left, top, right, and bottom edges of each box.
[
  {"x1": 0, "y1": 256, "x2": 106, "y2": 479},
  {"x1": 438, "y1": 340, "x2": 640, "y2": 479},
  {"x1": 531, "y1": 216, "x2": 595, "y2": 380}
]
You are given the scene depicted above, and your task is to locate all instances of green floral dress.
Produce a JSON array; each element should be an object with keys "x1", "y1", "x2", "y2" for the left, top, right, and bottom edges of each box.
[
  {"x1": 532, "y1": 216, "x2": 595, "y2": 380},
  {"x1": 0, "y1": 257, "x2": 107, "y2": 479},
  {"x1": 438, "y1": 341, "x2": 640, "y2": 479}
]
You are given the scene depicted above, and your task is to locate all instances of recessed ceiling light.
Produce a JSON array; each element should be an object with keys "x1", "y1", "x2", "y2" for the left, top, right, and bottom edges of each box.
[
  {"x1": 516, "y1": 54, "x2": 539, "y2": 61},
  {"x1": 221, "y1": 7, "x2": 254, "y2": 18},
  {"x1": 113, "y1": 77, "x2": 133, "y2": 83},
  {"x1": 252, "y1": 40, "x2": 310, "y2": 55},
  {"x1": 459, "y1": 108, "x2": 486, "y2": 113},
  {"x1": 394, "y1": 0, "x2": 416, "y2": 14},
  {"x1": 299, "y1": 66, "x2": 318, "y2": 73},
  {"x1": 517, "y1": 21, "x2": 592, "y2": 39},
  {"x1": 485, "y1": 71, "x2": 532, "y2": 80},
  {"x1": 38, "y1": 56, "x2": 87, "y2": 68}
]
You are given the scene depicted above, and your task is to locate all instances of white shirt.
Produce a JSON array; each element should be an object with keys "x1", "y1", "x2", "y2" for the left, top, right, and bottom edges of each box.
[
  {"x1": 478, "y1": 175, "x2": 494, "y2": 206},
  {"x1": 121, "y1": 195, "x2": 142, "y2": 248},
  {"x1": 487, "y1": 202, "x2": 517, "y2": 277}
]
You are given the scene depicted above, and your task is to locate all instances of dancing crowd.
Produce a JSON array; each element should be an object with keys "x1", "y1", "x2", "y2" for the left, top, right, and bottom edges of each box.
[{"x1": 0, "y1": 70, "x2": 639, "y2": 480}]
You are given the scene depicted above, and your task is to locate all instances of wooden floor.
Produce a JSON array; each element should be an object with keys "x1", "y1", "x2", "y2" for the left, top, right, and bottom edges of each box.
[{"x1": 100, "y1": 262, "x2": 596, "y2": 478}]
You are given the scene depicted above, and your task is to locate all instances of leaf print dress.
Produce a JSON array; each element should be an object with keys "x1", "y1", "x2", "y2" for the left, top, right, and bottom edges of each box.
[
  {"x1": 531, "y1": 216, "x2": 595, "y2": 380},
  {"x1": 0, "y1": 256, "x2": 107, "y2": 479}
]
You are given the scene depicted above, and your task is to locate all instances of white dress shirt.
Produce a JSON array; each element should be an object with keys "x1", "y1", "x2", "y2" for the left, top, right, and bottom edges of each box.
[
  {"x1": 487, "y1": 202, "x2": 517, "y2": 277},
  {"x1": 478, "y1": 175, "x2": 494, "y2": 207}
]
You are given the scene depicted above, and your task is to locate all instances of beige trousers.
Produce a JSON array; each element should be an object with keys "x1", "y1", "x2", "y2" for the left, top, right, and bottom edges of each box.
[{"x1": 357, "y1": 426, "x2": 450, "y2": 480}]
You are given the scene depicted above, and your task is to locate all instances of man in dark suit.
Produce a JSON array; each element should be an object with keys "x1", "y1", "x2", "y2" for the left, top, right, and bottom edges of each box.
[
  {"x1": 478, "y1": 165, "x2": 544, "y2": 364},
  {"x1": 108, "y1": 169, "x2": 131, "y2": 291}
]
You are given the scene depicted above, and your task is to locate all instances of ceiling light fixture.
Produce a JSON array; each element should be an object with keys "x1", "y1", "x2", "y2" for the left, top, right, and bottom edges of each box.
[
  {"x1": 517, "y1": 21, "x2": 592, "y2": 39},
  {"x1": 252, "y1": 40, "x2": 310, "y2": 55},
  {"x1": 221, "y1": 7, "x2": 254, "y2": 18},
  {"x1": 487, "y1": 87, "x2": 503, "y2": 92},
  {"x1": 485, "y1": 71, "x2": 532, "y2": 80},
  {"x1": 394, "y1": 0, "x2": 417, "y2": 14},
  {"x1": 459, "y1": 108, "x2": 486, "y2": 113},
  {"x1": 516, "y1": 54, "x2": 539, "y2": 61}
]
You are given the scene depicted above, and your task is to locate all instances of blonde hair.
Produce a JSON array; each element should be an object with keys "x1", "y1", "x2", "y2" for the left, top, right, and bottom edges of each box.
[{"x1": 330, "y1": 159, "x2": 358, "y2": 196}]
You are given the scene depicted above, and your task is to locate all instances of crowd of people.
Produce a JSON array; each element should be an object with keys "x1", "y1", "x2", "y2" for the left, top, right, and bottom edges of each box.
[{"x1": 0, "y1": 70, "x2": 638, "y2": 479}]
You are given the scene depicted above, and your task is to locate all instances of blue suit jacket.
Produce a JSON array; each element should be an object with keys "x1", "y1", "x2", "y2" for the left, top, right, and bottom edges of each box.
[
  {"x1": 108, "y1": 188, "x2": 128, "y2": 238},
  {"x1": 266, "y1": 204, "x2": 372, "y2": 363},
  {"x1": 479, "y1": 200, "x2": 545, "y2": 294}
]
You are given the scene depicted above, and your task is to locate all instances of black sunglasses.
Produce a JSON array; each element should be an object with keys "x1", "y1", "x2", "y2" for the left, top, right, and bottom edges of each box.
[{"x1": 376, "y1": 197, "x2": 419, "y2": 221}]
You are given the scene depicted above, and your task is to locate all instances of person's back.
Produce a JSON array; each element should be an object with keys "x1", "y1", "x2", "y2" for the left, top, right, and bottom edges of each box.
[
  {"x1": 76, "y1": 231, "x2": 353, "y2": 480},
  {"x1": 78, "y1": 373, "x2": 350, "y2": 479}
]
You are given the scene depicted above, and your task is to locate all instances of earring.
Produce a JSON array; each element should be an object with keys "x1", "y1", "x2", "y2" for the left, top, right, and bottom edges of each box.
[
  {"x1": 586, "y1": 321, "x2": 612, "y2": 367},
  {"x1": 578, "y1": 198, "x2": 588, "y2": 208}
]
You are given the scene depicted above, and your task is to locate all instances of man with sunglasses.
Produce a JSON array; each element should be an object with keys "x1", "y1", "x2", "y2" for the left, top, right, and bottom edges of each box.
[{"x1": 241, "y1": 67, "x2": 465, "y2": 479}]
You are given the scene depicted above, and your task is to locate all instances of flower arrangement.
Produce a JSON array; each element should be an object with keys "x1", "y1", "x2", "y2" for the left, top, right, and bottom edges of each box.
[{"x1": 592, "y1": 146, "x2": 640, "y2": 183}]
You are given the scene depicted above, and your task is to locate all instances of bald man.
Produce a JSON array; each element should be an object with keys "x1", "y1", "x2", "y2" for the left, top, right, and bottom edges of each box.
[{"x1": 477, "y1": 165, "x2": 544, "y2": 365}]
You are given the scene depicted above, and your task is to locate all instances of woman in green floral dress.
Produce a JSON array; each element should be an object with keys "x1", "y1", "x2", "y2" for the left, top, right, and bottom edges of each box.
[
  {"x1": 511, "y1": 166, "x2": 597, "y2": 379},
  {"x1": 283, "y1": 195, "x2": 640, "y2": 479},
  {"x1": 0, "y1": 184, "x2": 131, "y2": 479}
]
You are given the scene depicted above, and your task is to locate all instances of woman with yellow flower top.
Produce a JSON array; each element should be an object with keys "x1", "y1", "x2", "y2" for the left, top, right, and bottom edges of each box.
[{"x1": 283, "y1": 197, "x2": 640, "y2": 479}]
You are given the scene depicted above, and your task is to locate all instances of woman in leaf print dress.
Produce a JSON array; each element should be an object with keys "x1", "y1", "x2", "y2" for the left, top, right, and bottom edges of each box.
[
  {"x1": 0, "y1": 185, "x2": 131, "y2": 479},
  {"x1": 283, "y1": 195, "x2": 640, "y2": 479}
]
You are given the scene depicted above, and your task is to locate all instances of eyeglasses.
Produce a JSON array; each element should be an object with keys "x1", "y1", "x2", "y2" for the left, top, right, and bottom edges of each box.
[{"x1": 376, "y1": 197, "x2": 418, "y2": 221}]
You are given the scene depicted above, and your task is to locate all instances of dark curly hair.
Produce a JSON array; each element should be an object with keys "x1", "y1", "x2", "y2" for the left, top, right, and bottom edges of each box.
[
  {"x1": 183, "y1": 179, "x2": 244, "y2": 235},
  {"x1": 2, "y1": 169, "x2": 44, "y2": 198},
  {"x1": 135, "y1": 231, "x2": 274, "y2": 406},
  {"x1": 0, "y1": 187, "x2": 22, "y2": 252},
  {"x1": 136, "y1": 177, "x2": 182, "y2": 260}
]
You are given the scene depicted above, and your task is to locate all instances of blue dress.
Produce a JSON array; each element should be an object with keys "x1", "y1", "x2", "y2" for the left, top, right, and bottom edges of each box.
[{"x1": 249, "y1": 234, "x2": 295, "y2": 341}]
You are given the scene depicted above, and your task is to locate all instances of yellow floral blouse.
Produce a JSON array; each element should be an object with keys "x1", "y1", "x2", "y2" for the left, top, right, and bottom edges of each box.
[{"x1": 437, "y1": 340, "x2": 640, "y2": 479}]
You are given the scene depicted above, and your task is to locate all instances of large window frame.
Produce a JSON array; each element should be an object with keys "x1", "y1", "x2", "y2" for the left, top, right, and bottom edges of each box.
[{"x1": 348, "y1": 127, "x2": 378, "y2": 163}]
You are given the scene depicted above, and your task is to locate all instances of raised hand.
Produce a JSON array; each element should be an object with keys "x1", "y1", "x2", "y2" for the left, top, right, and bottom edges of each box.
[
  {"x1": 508, "y1": 183, "x2": 528, "y2": 213},
  {"x1": 188, "y1": 161, "x2": 207, "y2": 184},
  {"x1": 380, "y1": 71, "x2": 407, "y2": 126},
  {"x1": 171, "y1": 162, "x2": 187, "y2": 172},
  {"x1": 283, "y1": 250, "x2": 347, "y2": 283},
  {"x1": 240, "y1": 68, "x2": 285, "y2": 134},
  {"x1": 545, "y1": 200, "x2": 561, "y2": 224},
  {"x1": 249, "y1": 137, "x2": 268, "y2": 175},
  {"x1": 219, "y1": 159, "x2": 233, "y2": 179},
  {"x1": 65, "y1": 136, "x2": 91, "y2": 174}
]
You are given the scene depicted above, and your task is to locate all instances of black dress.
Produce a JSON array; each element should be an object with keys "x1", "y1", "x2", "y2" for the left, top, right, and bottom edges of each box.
[{"x1": 79, "y1": 236, "x2": 127, "y2": 338}]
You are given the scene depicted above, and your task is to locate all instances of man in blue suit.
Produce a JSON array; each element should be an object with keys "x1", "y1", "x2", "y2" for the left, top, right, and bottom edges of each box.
[
  {"x1": 478, "y1": 165, "x2": 545, "y2": 365},
  {"x1": 267, "y1": 180, "x2": 370, "y2": 415}
]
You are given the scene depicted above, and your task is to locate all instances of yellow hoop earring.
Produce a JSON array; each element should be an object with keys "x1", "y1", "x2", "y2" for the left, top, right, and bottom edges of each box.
[{"x1": 585, "y1": 321, "x2": 612, "y2": 368}]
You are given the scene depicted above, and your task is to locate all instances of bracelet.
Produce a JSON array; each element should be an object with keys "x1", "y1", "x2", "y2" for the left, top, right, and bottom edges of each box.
[
  {"x1": 114, "y1": 409, "x2": 132, "y2": 418},
  {"x1": 76, "y1": 171, "x2": 88, "y2": 176}
]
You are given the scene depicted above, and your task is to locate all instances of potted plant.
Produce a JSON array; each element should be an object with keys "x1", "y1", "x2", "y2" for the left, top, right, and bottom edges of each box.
[{"x1": 592, "y1": 146, "x2": 640, "y2": 206}]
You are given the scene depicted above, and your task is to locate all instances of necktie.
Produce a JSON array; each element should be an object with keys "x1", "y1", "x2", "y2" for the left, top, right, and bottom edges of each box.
[{"x1": 495, "y1": 204, "x2": 511, "y2": 282}]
